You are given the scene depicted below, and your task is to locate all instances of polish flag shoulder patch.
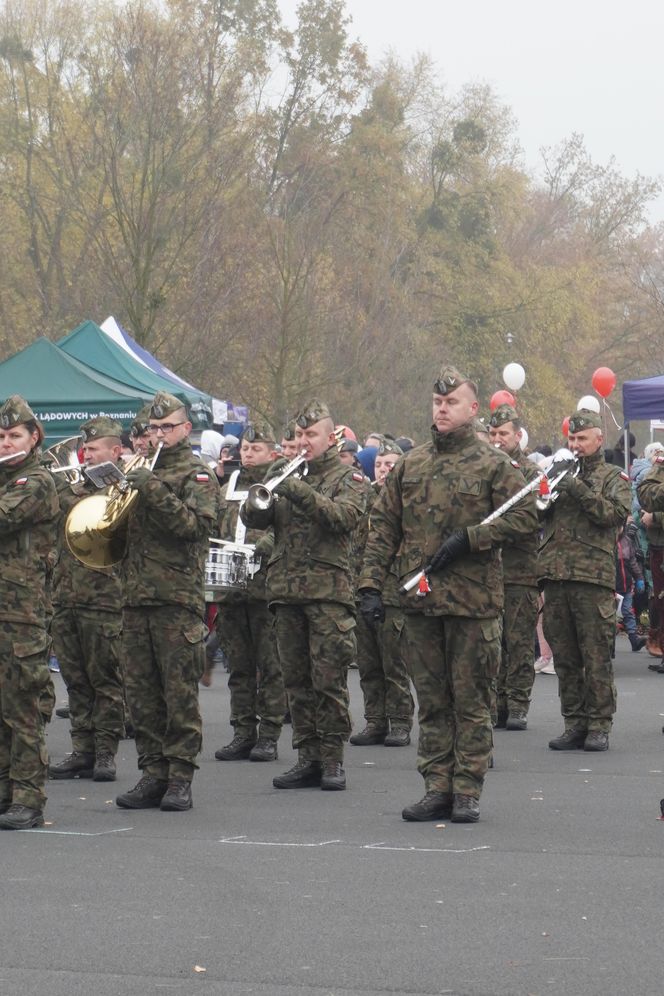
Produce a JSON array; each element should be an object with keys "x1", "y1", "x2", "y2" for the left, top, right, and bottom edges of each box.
[
  {"x1": 13, "y1": 477, "x2": 28, "y2": 486},
  {"x1": 620, "y1": 471, "x2": 629, "y2": 481},
  {"x1": 195, "y1": 472, "x2": 210, "y2": 483},
  {"x1": 352, "y1": 472, "x2": 364, "y2": 483}
]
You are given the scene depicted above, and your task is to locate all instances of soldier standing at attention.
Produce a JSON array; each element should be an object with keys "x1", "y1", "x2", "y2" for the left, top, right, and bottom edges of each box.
[
  {"x1": 115, "y1": 392, "x2": 219, "y2": 812},
  {"x1": 488, "y1": 404, "x2": 540, "y2": 731},
  {"x1": 49, "y1": 417, "x2": 126, "y2": 783},
  {"x1": 241, "y1": 400, "x2": 366, "y2": 792},
  {"x1": 213, "y1": 421, "x2": 286, "y2": 763},
  {"x1": 358, "y1": 368, "x2": 537, "y2": 823},
  {"x1": 350, "y1": 441, "x2": 414, "y2": 747},
  {"x1": 0, "y1": 396, "x2": 58, "y2": 830},
  {"x1": 540, "y1": 409, "x2": 631, "y2": 752}
]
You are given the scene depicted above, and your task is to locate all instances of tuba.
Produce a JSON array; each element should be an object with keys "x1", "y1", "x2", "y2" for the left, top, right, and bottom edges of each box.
[
  {"x1": 43, "y1": 436, "x2": 85, "y2": 484},
  {"x1": 65, "y1": 443, "x2": 162, "y2": 569},
  {"x1": 241, "y1": 452, "x2": 308, "y2": 528}
]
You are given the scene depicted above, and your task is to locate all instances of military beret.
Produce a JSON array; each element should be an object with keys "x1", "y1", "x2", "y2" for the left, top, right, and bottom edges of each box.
[
  {"x1": 149, "y1": 391, "x2": 186, "y2": 420},
  {"x1": 489, "y1": 404, "x2": 519, "y2": 429},
  {"x1": 242, "y1": 420, "x2": 275, "y2": 444},
  {"x1": 472, "y1": 417, "x2": 490, "y2": 436},
  {"x1": 377, "y1": 440, "x2": 403, "y2": 457},
  {"x1": 0, "y1": 394, "x2": 38, "y2": 430},
  {"x1": 80, "y1": 416, "x2": 122, "y2": 442},
  {"x1": 281, "y1": 420, "x2": 297, "y2": 441},
  {"x1": 130, "y1": 405, "x2": 151, "y2": 438},
  {"x1": 433, "y1": 366, "x2": 470, "y2": 396},
  {"x1": 568, "y1": 409, "x2": 602, "y2": 433},
  {"x1": 339, "y1": 438, "x2": 359, "y2": 454},
  {"x1": 295, "y1": 399, "x2": 332, "y2": 428}
]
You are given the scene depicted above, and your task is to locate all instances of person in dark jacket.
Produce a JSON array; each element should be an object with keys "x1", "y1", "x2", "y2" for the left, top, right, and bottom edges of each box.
[{"x1": 616, "y1": 520, "x2": 646, "y2": 652}]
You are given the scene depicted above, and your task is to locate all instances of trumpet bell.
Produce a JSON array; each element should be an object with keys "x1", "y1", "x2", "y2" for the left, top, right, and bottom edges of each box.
[{"x1": 65, "y1": 494, "x2": 131, "y2": 568}]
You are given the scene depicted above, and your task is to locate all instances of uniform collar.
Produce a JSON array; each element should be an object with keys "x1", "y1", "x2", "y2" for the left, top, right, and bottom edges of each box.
[
  {"x1": 307, "y1": 446, "x2": 340, "y2": 473},
  {"x1": 579, "y1": 448, "x2": 604, "y2": 474},
  {"x1": 431, "y1": 422, "x2": 476, "y2": 452}
]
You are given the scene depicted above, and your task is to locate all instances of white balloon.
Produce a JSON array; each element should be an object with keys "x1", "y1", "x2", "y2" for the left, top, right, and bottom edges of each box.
[
  {"x1": 519, "y1": 427, "x2": 529, "y2": 451},
  {"x1": 503, "y1": 362, "x2": 526, "y2": 391},
  {"x1": 577, "y1": 394, "x2": 601, "y2": 414}
]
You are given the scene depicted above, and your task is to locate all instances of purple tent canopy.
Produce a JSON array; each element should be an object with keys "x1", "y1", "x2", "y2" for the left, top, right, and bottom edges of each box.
[{"x1": 622, "y1": 375, "x2": 664, "y2": 423}]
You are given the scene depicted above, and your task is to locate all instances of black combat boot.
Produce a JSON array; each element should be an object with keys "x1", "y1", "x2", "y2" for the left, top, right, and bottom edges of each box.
[
  {"x1": 93, "y1": 749, "x2": 117, "y2": 782},
  {"x1": 249, "y1": 738, "x2": 278, "y2": 762},
  {"x1": 49, "y1": 751, "x2": 95, "y2": 779},
  {"x1": 160, "y1": 779, "x2": 193, "y2": 811},
  {"x1": 116, "y1": 774, "x2": 168, "y2": 809},
  {"x1": 273, "y1": 759, "x2": 322, "y2": 789},
  {"x1": 451, "y1": 794, "x2": 480, "y2": 823},
  {"x1": 506, "y1": 709, "x2": 528, "y2": 731},
  {"x1": 0, "y1": 804, "x2": 44, "y2": 830},
  {"x1": 402, "y1": 790, "x2": 453, "y2": 822},
  {"x1": 494, "y1": 703, "x2": 508, "y2": 729},
  {"x1": 548, "y1": 728, "x2": 587, "y2": 751},
  {"x1": 583, "y1": 731, "x2": 609, "y2": 752},
  {"x1": 384, "y1": 727, "x2": 411, "y2": 746},
  {"x1": 320, "y1": 760, "x2": 346, "y2": 790},
  {"x1": 214, "y1": 734, "x2": 257, "y2": 760},
  {"x1": 349, "y1": 724, "x2": 388, "y2": 746}
]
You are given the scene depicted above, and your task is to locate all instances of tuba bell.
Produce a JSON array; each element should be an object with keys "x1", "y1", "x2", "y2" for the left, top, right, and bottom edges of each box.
[
  {"x1": 43, "y1": 436, "x2": 86, "y2": 484},
  {"x1": 241, "y1": 452, "x2": 308, "y2": 528},
  {"x1": 65, "y1": 443, "x2": 162, "y2": 568}
]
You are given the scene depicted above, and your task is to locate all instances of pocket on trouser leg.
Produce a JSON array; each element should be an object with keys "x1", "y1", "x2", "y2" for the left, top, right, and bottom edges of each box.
[{"x1": 182, "y1": 621, "x2": 208, "y2": 683}]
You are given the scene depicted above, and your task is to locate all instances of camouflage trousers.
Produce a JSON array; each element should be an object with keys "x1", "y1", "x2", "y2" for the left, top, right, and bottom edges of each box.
[
  {"x1": 0, "y1": 623, "x2": 52, "y2": 810},
  {"x1": 542, "y1": 581, "x2": 617, "y2": 733},
  {"x1": 123, "y1": 606, "x2": 206, "y2": 782},
  {"x1": 51, "y1": 606, "x2": 124, "y2": 754},
  {"x1": 216, "y1": 599, "x2": 285, "y2": 740},
  {"x1": 402, "y1": 614, "x2": 501, "y2": 799},
  {"x1": 274, "y1": 601, "x2": 354, "y2": 763},
  {"x1": 496, "y1": 585, "x2": 538, "y2": 713},
  {"x1": 355, "y1": 607, "x2": 414, "y2": 729}
]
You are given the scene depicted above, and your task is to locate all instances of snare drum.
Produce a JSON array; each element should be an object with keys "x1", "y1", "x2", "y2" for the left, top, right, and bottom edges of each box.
[{"x1": 204, "y1": 543, "x2": 261, "y2": 591}]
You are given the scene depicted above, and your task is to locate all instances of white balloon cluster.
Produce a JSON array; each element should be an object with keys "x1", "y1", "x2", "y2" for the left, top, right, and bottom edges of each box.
[
  {"x1": 577, "y1": 394, "x2": 601, "y2": 414},
  {"x1": 503, "y1": 363, "x2": 525, "y2": 391}
]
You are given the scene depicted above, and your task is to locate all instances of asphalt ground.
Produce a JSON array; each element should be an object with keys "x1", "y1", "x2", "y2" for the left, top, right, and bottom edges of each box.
[{"x1": 2, "y1": 636, "x2": 664, "y2": 996}]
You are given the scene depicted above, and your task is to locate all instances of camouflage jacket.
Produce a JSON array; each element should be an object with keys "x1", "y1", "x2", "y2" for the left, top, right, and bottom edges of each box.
[
  {"x1": 358, "y1": 423, "x2": 538, "y2": 618},
  {"x1": 52, "y1": 475, "x2": 123, "y2": 612},
  {"x1": 637, "y1": 459, "x2": 664, "y2": 541},
  {"x1": 355, "y1": 482, "x2": 401, "y2": 607},
  {"x1": 0, "y1": 450, "x2": 59, "y2": 626},
  {"x1": 123, "y1": 441, "x2": 220, "y2": 611},
  {"x1": 538, "y1": 449, "x2": 631, "y2": 589},
  {"x1": 241, "y1": 446, "x2": 366, "y2": 608},
  {"x1": 213, "y1": 463, "x2": 274, "y2": 605},
  {"x1": 501, "y1": 448, "x2": 540, "y2": 588}
]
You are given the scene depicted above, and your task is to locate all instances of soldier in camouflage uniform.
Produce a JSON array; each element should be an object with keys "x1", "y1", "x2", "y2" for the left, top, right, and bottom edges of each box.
[
  {"x1": 49, "y1": 417, "x2": 126, "y2": 783},
  {"x1": 539, "y1": 409, "x2": 631, "y2": 752},
  {"x1": 488, "y1": 404, "x2": 540, "y2": 731},
  {"x1": 115, "y1": 392, "x2": 219, "y2": 812},
  {"x1": 359, "y1": 368, "x2": 538, "y2": 823},
  {"x1": 0, "y1": 396, "x2": 59, "y2": 830},
  {"x1": 280, "y1": 421, "x2": 300, "y2": 460},
  {"x1": 213, "y1": 421, "x2": 286, "y2": 763},
  {"x1": 350, "y1": 441, "x2": 414, "y2": 747},
  {"x1": 241, "y1": 400, "x2": 366, "y2": 791},
  {"x1": 129, "y1": 405, "x2": 151, "y2": 457}
]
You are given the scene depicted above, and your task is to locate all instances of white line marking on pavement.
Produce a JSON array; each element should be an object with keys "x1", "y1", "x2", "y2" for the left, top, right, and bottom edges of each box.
[
  {"x1": 363, "y1": 843, "x2": 491, "y2": 853},
  {"x1": 21, "y1": 827, "x2": 134, "y2": 836},
  {"x1": 217, "y1": 836, "x2": 342, "y2": 847},
  {"x1": 216, "y1": 835, "x2": 490, "y2": 854}
]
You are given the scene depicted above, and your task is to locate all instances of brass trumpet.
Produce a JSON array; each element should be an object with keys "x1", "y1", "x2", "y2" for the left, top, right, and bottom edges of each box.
[
  {"x1": 43, "y1": 436, "x2": 86, "y2": 484},
  {"x1": 242, "y1": 452, "x2": 308, "y2": 528},
  {"x1": 65, "y1": 443, "x2": 163, "y2": 568}
]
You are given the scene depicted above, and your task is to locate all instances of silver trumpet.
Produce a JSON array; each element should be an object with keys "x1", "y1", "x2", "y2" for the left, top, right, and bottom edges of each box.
[
  {"x1": 242, "y1": 452, "x2": 308, "y2": 527},
  {"x1": 534, "y1": 448, "x2": 579, "y2": 511}
]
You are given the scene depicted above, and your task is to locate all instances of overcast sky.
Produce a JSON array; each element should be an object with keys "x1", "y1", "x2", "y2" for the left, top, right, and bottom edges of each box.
[{"x1": 278, "y1": 0, "x2": 664, "y2": 221}]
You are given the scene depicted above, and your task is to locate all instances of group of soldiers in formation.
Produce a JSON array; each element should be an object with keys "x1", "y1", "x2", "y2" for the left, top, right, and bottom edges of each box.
[{"x1": 1, "y1": 364, "x2": 661, "y2": 829}]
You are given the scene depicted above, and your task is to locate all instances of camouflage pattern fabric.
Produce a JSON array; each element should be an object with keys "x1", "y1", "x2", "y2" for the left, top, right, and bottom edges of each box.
[
  {"x1": 496, "y1": 585, "x2": 539, "y2": 714},
  {"x1": 122, "y1": 606, "x2": 206, "y2": 781},
  {"x1": 542, "y1": 581, "x2": 617, "y2": 732},
  {"x1": 355, "y1": 608, "x2": 413, "y2": 729},
  {"x1": 402, "y1": 614, "x2": 500, "y2": 798},
  {"x1": 501, "y1": 449, "x2": 540, "y2": 587},
  {"x1": 538, "y1": 450, "x2": 631, "y2": 589},
  {"x1": 637, "y1": 458, "x2": 664, "y2": 520},
  {"x1": 215, "y1": 600, "x2": 285, "y2": 739},
  {"x1": 242, "y1": 447, "x2": 367, "y2": 608},
  {"x1": 123, "y1": 439, "x2": 220, "y2": 612},
  {"x1": 51, "y1": 606, "x2": 124, "y2": 753},
  {"x1": 274, "y1": 602, "x2": 355, "y2": 762}
]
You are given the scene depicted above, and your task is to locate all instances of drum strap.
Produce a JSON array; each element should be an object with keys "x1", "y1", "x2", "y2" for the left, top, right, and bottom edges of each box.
[{"x1": 225, "y1": 469, "x2": 249, "y2": 545}]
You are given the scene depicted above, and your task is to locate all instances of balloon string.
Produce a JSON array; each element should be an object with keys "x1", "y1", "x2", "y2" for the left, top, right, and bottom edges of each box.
[{"x1": 602, "y1": 397, "x2": 621, "y2": 430}]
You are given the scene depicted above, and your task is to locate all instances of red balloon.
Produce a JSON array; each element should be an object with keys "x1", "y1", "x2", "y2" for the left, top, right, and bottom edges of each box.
[
  {"x1": 489, "y1": 390, "x2": 516, "y2": 411},
  {"x1": 591, "y1": 366, "x2": 616, "y2": 398},
  {"x1": 562, "y1": 416, "x2": 570, "y2": 438}
]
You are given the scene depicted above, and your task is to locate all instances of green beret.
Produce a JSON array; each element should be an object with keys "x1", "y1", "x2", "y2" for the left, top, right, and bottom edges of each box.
[
  {"x1": 295, "y1": 399, "x2": 332, "y2": 429},
  {"x1": 242, "y1": 420, "x2": 275, "y2": 444},
  {"x1": 281, "y1": 420, "x2": 297, "y2": 441},
  {"x1": 377, "y1": 440, "x2": 403, "y2": 457},
  {"x1": 472, "y1": 417, "x2": 489, "y2": 436},
  {"x1": 568, "y1": 409, "x2": 602, "y2": 433},
  {"x1": 130, "y1": 405, "x2": 151, "y2": 437},
  {"x1": 149, "y1": 391, "x2": 186, "y2": 420},
  {"x1": 80, "y1": 416, "x2": 122, "y2": 442},
  {"x1": 489, "y1": 404, "x2": 519, "y2": 429},
  {"x1": 433, "y1": 366, "x2": 470, "y2": 396},
  {"x1": 0, "y1": 394, "x2": 38, "y2": 430}
]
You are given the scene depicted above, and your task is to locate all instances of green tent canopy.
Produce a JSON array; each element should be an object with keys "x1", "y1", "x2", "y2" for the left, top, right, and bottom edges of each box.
[
  {"x1": 0, "y1": 337, "x2": 153, "y2": 442},
  {"x1": 59, "y1": 321, "x2": 212, "y2": 429}
]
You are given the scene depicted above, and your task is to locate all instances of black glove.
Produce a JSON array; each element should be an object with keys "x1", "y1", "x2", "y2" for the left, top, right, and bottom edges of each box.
[
  {"x1": 428, "y1": 528, "x2": 470, "y2": 573},
  {"x1": 124, "y1": 466, "x2": 154, "y2": 492},
  {"x1": 359, "y1": 588, "x2": 385, "y2": 625}
]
